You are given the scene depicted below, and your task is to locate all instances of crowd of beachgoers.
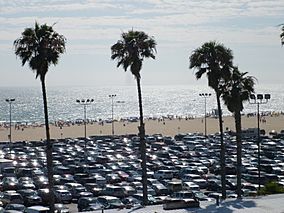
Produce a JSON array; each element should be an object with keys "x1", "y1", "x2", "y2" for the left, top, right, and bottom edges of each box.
[{"x1": 0, "y1": 111, "x2": 282, "y2": 133}]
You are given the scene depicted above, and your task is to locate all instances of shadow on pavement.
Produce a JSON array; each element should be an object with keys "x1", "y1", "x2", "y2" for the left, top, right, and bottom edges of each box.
[{"x1": 193, "y1": 199, "x2": 257, "y2": 213}]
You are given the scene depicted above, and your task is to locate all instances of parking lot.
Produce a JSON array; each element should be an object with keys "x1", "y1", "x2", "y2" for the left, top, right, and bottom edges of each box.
[{"x1": 1, "y1": 132, "x2": 284, "y2": 212}]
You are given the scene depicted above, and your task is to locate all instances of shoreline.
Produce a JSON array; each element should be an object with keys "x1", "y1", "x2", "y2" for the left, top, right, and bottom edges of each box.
[{"x1": 0, "y1": 113, "x2": 283, "y2": 142}]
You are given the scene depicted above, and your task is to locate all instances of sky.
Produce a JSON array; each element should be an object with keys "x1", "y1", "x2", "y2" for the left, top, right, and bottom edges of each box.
[{"x1": 0, "y1": 0, "x2": 284, "y2": 87}]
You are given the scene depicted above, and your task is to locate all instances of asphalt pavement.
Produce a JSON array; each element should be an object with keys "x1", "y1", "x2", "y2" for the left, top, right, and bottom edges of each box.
[{"x1": 69, "y1": 194, "x2": 284, "y2": 213}]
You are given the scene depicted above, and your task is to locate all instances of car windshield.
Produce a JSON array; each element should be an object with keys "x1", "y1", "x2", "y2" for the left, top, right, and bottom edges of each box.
[
  {"x1": 182, "y1": 193, "x2": 193, "y2": 198},
  {"x1": 6, "y1": 204, "x2": 25, "y2": 211},
  {"x1": 10, "y1": 194, "x2": 22, "y2": 200},
  {"x1": 194, "y1": 192, "x2": 206, "y2": 198},
  {"x1": 108, "y1": 198, "x2": 121, "y2": 205}
]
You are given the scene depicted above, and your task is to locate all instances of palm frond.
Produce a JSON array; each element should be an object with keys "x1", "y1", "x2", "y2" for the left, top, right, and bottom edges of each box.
[
  {"x1": 222, "y1": 68, "x2": 255, "y2": 113},
  {"x1": 280, "y1": 25, "x2": 284, "y2": 45},
  {"x1": 190, "y1": 41, "x2": 234, "y2": 92},
  {"x1": 111, "y1": 30, "x2": 156, "y2": 76},
  {"x1": 14, "y1": 22, "x2": 66, "y2": 79}
]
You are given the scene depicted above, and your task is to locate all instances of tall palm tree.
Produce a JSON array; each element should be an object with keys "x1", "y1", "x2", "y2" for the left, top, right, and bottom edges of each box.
[
  {"x1": 222, "y1": 68, "x2": 255, "y2": 198},
  {"x1": 111, "y1": 30, "x2": 156, "y2": 205},
  {"x1": 14, "y1": 22, "x2": 66, "y2": 212},
  {"x1": 189, "y1": 41, "x2": 233, "y2": 199}
]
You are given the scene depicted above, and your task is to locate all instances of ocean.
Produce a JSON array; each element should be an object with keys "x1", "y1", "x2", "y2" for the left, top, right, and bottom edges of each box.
[{"x1": 0, "y1": 84, "x2": 282, "y2": 124}]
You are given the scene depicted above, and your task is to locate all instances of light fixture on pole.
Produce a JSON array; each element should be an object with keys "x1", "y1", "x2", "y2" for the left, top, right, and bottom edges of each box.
[
  {"x1": 76, "y1": 98, "x2": 94, "y2": 162},
  {"x1": 5, "y1": 98, "x2": 15, "y2": 154},
  {"x1": 109, "y1": 94, "x2": 116, "y2": 136},
  {"x1": 199, "y1": 93, "x2": 211, "y2": 137},
  {"x1": 249, "y1": 93, "x2": 271, "y2": 194}
]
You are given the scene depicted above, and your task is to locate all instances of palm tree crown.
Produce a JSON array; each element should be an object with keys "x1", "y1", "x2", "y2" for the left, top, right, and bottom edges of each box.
[
  {"x1": 14, "y1": 22, "x2": 66, "y2": 80},
  {"x1": 190, "y1": 41, "x2": 233, "y2": 90},
  {"x1": 111, "y1": 30, "x2": 156, "y2": 79},
  {"x1": 281, "y1": 25, "x2": 284, "y2": 46},
  {"x1": 222, "y1": 68, "x2": 255, "y2": 113}
]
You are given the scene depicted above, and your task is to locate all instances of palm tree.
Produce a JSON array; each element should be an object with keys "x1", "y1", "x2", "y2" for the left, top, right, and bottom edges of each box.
[
  {"x1": 280, "y1": 25, "x2": 284, "y2": 45},
  {"x1": 222, "y1": 68, "x2": 255, "y2": 198},
  {"x1": 14, "y1": 22, "x2": 66, "y2": 212},
  {"x1": 189, "y1": 41, "x2": 233, "y2": 199},
  {"x1": 111, "y1": 30, "x2": 156, "y2": 205}
]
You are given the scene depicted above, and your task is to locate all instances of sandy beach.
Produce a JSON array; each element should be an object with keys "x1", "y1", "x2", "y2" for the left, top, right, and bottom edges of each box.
[{"x1": 0, "y1": 114, "x2": 283, "y2": 142}]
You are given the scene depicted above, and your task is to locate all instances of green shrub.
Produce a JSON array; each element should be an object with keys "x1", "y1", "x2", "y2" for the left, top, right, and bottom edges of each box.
[{"x1": 259, "y1": 181, "x2": 284, "y2": 195}]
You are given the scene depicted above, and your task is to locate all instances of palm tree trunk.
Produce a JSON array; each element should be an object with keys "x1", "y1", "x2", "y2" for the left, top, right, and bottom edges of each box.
[
  {"x1": 216, "y1": 92, "x2": 226, "y2": 199},
  {"x1": 41, "y1": 77, "x2": 55, "y2": 212},
  {"x1": 235, "y1": 110, "x2": 242, "y2": 198},
  {"x1": 136, "y1": 77, "x2": 148, "y2": 206}
]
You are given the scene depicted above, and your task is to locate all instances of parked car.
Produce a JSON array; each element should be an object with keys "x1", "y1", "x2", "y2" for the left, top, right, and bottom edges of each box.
[
  {"x1": 4, "y1": 203, "x2": 26, "y2": 212},
  {"x1": 163, "y1": 197, "x2": 199, "y2": 210},
  {"x1": 54, "y1": 203, "x2": 69, "y2": 213},
  {"x1": 2, "y1": 177, "x2": 18, "y2": 191},
  {"x1": 54, "y1": 189, "x2": 72, "y2": 204},
  {"x1": 37, "y1": 188, "x2": 50, "y2": 204},
  {"x1": 153, "y1": 170, "x2": 173, "y2": 180},
  {"x1": 132, "y1": 193, "x2": 157, "y2": 205},
  {"x1": 166, "y1": 180, "x2": 183, "y2": 193},
  {"x1": 182, "y1": 182, "x2": 200, "y2": 191},
  {"x1": 152, "y1": 184, "x2": 169, "y2": 195},
  {"x1": 2, "y1": 167, "x2": 16, "y2": 177},
  {"x1": 77, "y1": 197, "x2": 99, "y2": 212},
  {"x1": 102, "y1": 185, "x2": 127, "y2": 198},
  {"x1": 1, "y1": 191, "x2": 24, "y2": 207},
  {"x1": 17, "y1": 189, "x2": 42, "y2": 206},
  {"x1": 192, "y1": 191, "x2": 212, "y2": 201},
  {"x1": 25, "y1": 205, "x2": 49, "y2": 213},
  {"x1": 97, "y1": 196, "x2": 125, "y2": 209},
  {"x1": 121, "y1": 196, "x2": 141, "y2": 208}
]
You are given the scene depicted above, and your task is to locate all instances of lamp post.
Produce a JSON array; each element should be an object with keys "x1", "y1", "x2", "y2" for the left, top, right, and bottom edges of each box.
[
  {"x1": 76, "y1": 98, "x2": 94, "y2": 161},
  {"x1": 199, "y1": 93, "x2": 211, "y2": 137},
  {"x1": 5, "y1": 98, "x2": 15, "y2": 154},
  {"x1": 249, "y1": 93, "x2": 271, "y2": 194},
  {"x1": 109, "y1": 94, "x2": 116, "y2": 136}
]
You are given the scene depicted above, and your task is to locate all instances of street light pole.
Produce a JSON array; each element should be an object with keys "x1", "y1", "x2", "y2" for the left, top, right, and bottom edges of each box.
[
  {"x1": 5, "y1": 98, "x2": 15, "y2": 154},
  {"x1": 109, "y1": 94, "x2": 116, "y2": 136},
  {"x1": 76, "y1": 98, "x2": 94, "y2": 161},
  {"x1": 249, "y1": 93, "x2": 271, "y2": 194},
  {"x1": 199, "y1": 93, "x2": 211, "y2": 137},
  {"x1": 83, "y1": 104, "x2": 87, "y2": 139}
]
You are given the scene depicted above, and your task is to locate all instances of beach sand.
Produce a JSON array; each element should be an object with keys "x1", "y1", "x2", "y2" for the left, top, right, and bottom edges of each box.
[{"x1": 0, "y1": 114, "x2": 283, "y2": 142}]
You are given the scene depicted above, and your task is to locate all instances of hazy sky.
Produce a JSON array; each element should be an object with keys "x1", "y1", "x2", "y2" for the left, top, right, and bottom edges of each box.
[{"x1": 0, "y1": 0, "x2": 284, "y2": 87}]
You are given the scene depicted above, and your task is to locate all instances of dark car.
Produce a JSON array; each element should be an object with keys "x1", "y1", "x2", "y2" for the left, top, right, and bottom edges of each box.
[
  {"x1": 121, "y1": 196, "x2": 141, "y2": 208},
  {"x1": 77, "y1": 197, "x2": 99, "y2": 212},
  {"x1": 97, "y1": 196, "x2": 125, "y2": 209},
  {"x1": 54, "y1": 190, "x2": 72, "y2": 204},
  {"x1": 17, "y1": 189, "x2": 42, "y2": 206},
  {"x1": 70, "y1": 187, "x2": 88, "y2": 200},
  {"x1": 37, "y1": 188, "x2": 50, "y2": 204},
  {"x1": 1, "y1": 191, "x2": 24, "y2": 207},
  {"x1": 132, "y1": 193, "x2": 157, "y2": 205},
  {"x1": 2, "y1": 177, "x2": 18, "y2": 191},
  {"x1": 101, "y1": 185, "x2": 127, "y2": 198},
  {"x1": 34, "y1": 176, "x2": 49, "y2": 189}
]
